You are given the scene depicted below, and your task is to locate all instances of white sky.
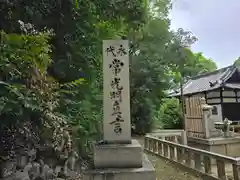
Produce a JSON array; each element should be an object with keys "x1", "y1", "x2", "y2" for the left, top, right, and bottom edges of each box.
[{"x1": 169, "y1": 0, "x2": 240, "y2": 68}]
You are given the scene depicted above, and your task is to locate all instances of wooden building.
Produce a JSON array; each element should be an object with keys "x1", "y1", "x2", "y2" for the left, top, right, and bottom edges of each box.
[{"x1": 170, "y1": 65, "x2": 240, "y2": 123}]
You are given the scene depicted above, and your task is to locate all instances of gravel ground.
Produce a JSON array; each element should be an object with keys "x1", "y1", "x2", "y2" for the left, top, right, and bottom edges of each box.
[{"x1": 147, "y1": 153, "x2": 201, "y2": 180}]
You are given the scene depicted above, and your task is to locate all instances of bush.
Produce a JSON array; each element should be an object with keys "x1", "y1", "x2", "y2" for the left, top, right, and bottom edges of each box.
[
  {"x1": 0, "y1": 25, "x2": 72, "y2": 158},
  {"x1": 154, "y1": 98, "x2": 183, "y2": 129},
  {"x1": 131, "y1": 97, "x2": 156, "y2": 135}
]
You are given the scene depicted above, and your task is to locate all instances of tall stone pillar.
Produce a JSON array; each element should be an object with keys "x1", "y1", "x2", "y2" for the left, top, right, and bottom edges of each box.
[
  {"x1": 83, "y1": 40, "x2": 155, "y2": 180},
  {"x1": 201, "y1": 98, "x2": 221, "y2": 138}
]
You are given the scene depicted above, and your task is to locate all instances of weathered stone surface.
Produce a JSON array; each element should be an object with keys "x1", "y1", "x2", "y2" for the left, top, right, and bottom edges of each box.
[
  {"x1": 31, "y1": 162, "x2": 41, "y2": 178},
  {"x1": 84, "y1": 154, "x2": 155, "y2": 180},
  {"x1": 16, "y1": 155, "x2": 29, "y2": 169},
  {"x1": 209, "y1": 129, "x2": 222, "y2": 138},
  {"x1": 15, "y1": 170, "x2": 30, "y2": 180},
  {"x1": 103, "y1": 40, "x2": 131, "y2": 143},
  {"x1": 1, "y1": 160, "x2": 16, "y2": 178},
  {"x1": 93, "y1": 139, "x2": 142, "y2": 168},
  {"x1": 32, "y1": 177, "x2": 44, "y2": 180},
  {"x1": 66, "y1": 151, "x2": 79, "y2": 171},
  {"x1": 40, "y1": 164, "x2": 53, "y2": 180}
]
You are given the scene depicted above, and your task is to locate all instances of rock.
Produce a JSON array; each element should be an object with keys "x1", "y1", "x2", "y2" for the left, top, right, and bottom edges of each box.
[
  {"x1": 40, "y1": 164, "x2": 49, "y2": 180},
  {"x1": 58, "y1": 167, "x2": 66, "y2": 179},
  {"x1": 46, "y1": 168, "x2": 54, "y2": 180},
  {"x1": 15, "y1": 170, "x2": 30, "y2": 180},
  {"x1": 16, "y1": 155, "x2": 29, "y2": 169},
  {"x1": 30, "y1": 162, "x2": 41, "y2": 179},
  {"x1": 66, "y1": 170, "x2": 79, "y2": 179},
  {"x1": 66, "y1": 151, "x2": 79, "y2": 171},
  {"x1": 0, "y1": 160, "x2": 16, "y2": 178},
  {"x1": 40, "y1": 164, "x2": 55, "y2": 180},
  {"x1": 32, "y1": 177, "x2": 44, "y2": 180},
  {"x1": 44, "y1": 158, "x2": 57, "y2": 168},
  {"x1": 23, "y1": 163, "x2": 32, "y2": 172},
  {"x1": 54, "y1": 166, "x2": 62, "y2": 177},
  {"x1": 28, "y1": 148, "x2": 37, "y2": 162}
]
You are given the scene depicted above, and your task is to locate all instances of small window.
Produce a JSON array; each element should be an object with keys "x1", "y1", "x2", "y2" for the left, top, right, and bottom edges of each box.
[{"x1": 212, "y1": 106, "x2": 218, "y2": 115}]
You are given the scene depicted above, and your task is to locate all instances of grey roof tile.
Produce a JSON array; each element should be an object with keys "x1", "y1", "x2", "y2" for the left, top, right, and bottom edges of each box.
[{"x1": 170, "y1": 65, "x2": 239, "y2": 96}]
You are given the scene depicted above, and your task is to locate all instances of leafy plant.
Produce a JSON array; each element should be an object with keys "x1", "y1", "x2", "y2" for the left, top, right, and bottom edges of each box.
[
  {"x1": 155, "y1": 98, "x2": 183, "y2": 129},
  {"x1": 0, "y1": 24, "x2": 72, "y2": 158}
]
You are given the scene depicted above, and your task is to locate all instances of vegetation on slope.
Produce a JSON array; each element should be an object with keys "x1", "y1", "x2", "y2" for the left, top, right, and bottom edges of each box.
[{"x1": 0, "y1": 0, "x2": 218, "y2": 161}]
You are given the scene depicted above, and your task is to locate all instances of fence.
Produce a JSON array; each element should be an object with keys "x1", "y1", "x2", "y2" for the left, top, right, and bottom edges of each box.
[
  {"x1": 185, "y1": 96, "x2": 206, "y2": 138},
  {"x1": 148, "y1": 129, "x2": 187, "y2": 144},
  {"x1": 144, "y1": 134, "x2": 240, "y2": 180}
]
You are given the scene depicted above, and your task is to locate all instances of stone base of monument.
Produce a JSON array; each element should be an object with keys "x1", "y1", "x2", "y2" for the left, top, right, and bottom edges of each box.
[
  {"x1": 83, "y1": 139, "x2": 155, "y2": 180},
  {"x1": 94, "y1": 139, "x2": 142, "y2": 168}
]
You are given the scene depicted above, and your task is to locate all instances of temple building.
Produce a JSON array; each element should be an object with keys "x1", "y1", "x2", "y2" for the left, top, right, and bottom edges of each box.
[{"x1": 170, "y1": 65, "x2": 240, "y2": 123}]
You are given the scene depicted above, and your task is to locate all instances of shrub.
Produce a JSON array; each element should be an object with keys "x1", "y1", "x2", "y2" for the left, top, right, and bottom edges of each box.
[
  {"x1": 154, "y1": 98, "x2": 183, "y2": 129},
  {"x1": 0, "y1": 25, "x2": 72, "y2": 158}
]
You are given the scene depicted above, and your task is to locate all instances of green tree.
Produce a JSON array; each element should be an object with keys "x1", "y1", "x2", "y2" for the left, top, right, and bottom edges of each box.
[
  {"x1": 0, "y1": 0, "x2": 219, "y2": 151},
  {"x1": 0, "y1": 0, "x2": 147, "y2": 82},
  {"x1": 160, "y1": 28, "x2": 217, "y2": 130},
  {"x1": 130, "y1": 0, "x2": 175, "y2": 134},
  {"x1": 234, "y1": 57, "x2": 240, "y2": 66},
  {"x1": 129, "y1": 0, "x2": 218, "y2": 133},
  {"x1": 0, "y1": 27, "x2": 73, "y2": 157},
  {"x1": 154, "y1": 98, "x2": 183, "y2": 129},
  {"x1": 193, "y1": 52, "x2": 217, "y2": 73},
  {"x1": 0, "y1": 0, "x2": 148, "y2": 158}
]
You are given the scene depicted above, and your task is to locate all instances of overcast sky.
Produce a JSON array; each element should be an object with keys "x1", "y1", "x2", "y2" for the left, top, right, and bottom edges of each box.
[{"x1": 169, "y1": 0, "x2": 240, "y2": 68}]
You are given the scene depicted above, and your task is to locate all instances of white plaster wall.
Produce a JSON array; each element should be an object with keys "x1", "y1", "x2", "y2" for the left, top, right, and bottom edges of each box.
[
  {"x1": 222, "y1": 90, "x2": 235, "y2": 97},
  {"x1": 211, "y1": 104, "x2": 223, "y2": 122},
  {"x1": 207, "y1": 91, "x2": 220, "y2": 98},
  {"x1": 207, "y1": 98, "x2": 221, "y2": 104}
]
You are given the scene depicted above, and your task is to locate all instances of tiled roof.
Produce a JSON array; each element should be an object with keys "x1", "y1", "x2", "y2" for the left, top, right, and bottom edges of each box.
[
  {"x1": 225, "y1": 83, "x2": 240, "y2": 89},
  {"x1": 169, "y1": 65, "x2": 239, "y2": 96}
]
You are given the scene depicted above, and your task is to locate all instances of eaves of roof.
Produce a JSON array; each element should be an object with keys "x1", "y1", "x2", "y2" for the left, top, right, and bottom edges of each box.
[{"x1": 169, "y1": 65, "x2": 239, "y2": 97}]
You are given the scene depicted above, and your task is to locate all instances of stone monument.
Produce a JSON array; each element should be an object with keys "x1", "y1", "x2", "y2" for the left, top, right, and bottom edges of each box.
[
  {"x1": 83, "y1": 40, "x2": 155, "y2": 180},
  {"x1": 201, "y1": 98, "x2": 221, "y2": 138}
]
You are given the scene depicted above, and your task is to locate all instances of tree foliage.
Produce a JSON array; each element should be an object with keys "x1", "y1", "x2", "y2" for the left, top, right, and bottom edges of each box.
[
  {"x1": 0, "y1": 0, "x2": 147, "y2": 82},
  {"x1": 0, "y1": 0, "x2": 219, "y2": 159},
  {"x1": 0, "y1": 26, "x2": 73, "y2": 158},
  {"x1": 130, "y1": 17, "x2": 172, "y2": 133},
  {"x1": 0, "y1": 0, "x2": 148, "y2": 158},
  {"x1": 154, "y1": 98, "x2": 183, "y2": 129},
  {"x1": 130, "y1": 3, "x2": 217, "y2": 132},
  {"x1": 234, "y1": 57, "x2": 240, "y2": 66}
]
